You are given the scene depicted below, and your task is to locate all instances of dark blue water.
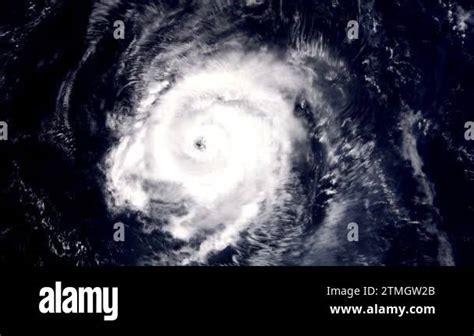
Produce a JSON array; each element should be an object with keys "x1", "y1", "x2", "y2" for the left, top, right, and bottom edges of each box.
[{"x1": 0, "y1": 0, "x2": 473, "y2": 265}]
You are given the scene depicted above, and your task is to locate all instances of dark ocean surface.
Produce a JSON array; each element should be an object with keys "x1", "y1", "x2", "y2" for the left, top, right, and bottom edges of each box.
[{"x1": 0, "y1": 0, "x2": 473, "y2": 266}]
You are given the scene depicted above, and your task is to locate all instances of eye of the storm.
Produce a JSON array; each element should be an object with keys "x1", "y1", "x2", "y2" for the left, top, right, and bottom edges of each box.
[{"x1": 194, "y1": 136, "x2": 207, "y2": 151}]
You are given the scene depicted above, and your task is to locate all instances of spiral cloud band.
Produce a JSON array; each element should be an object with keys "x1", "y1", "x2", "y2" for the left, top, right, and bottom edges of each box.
[
  {"x1": 107, "y1": 50, "x2": 312, "y2": 262},
  {"x1": 2, "y1": 0, "x2": 469, "y2": 266}
]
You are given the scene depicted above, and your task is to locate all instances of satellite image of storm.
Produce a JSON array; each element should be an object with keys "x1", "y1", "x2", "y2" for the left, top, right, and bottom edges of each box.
[{"x1": 0, "y1": 0, "x2": 473, "y2": 266}]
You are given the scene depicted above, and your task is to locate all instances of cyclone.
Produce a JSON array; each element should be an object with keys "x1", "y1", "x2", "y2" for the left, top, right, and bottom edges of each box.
[
  {"x1": 1, "y1": 0, "x2": 473, "y2": 267},
  {"x1": 107, "y1": 50, "x2": 313, "y2": 263}
]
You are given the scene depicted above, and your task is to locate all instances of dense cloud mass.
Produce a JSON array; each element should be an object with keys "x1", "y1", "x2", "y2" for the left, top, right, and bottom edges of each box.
[{"x1": 0, "y1": 0, "x2": 473, "y2": 265}]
